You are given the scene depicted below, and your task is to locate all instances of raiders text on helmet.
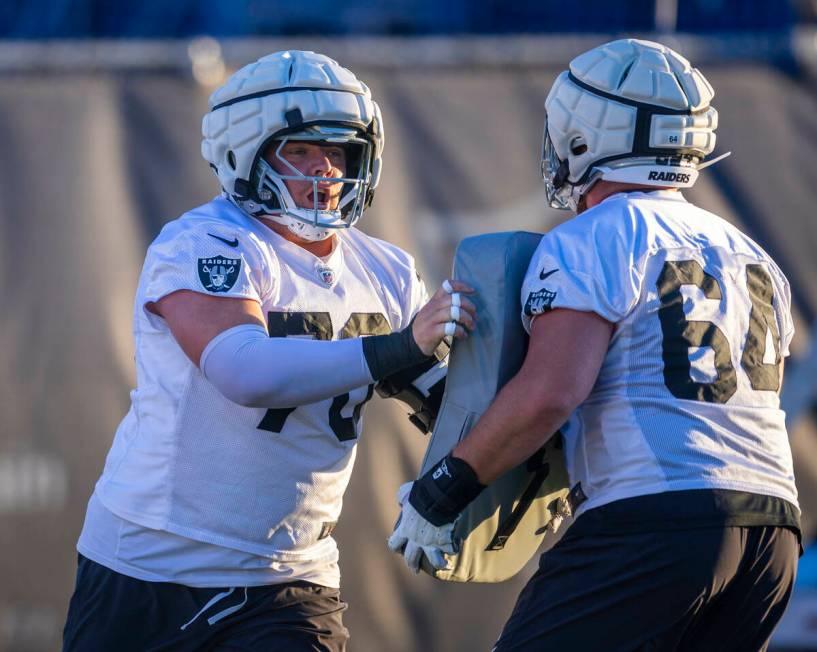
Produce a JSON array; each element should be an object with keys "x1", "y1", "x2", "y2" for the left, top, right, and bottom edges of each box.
[
  {"x1": 201, "y1": 50, "x2": 384, "y2": 240},
  {"x1": 542, "y1": 39, "x2": 723, "y2": 211}
]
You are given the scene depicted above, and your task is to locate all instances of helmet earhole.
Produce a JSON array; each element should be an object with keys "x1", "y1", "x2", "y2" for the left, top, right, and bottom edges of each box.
[
  {"x1": 226, "y1": 151, "x2": 237, "y2": 170},
  {"x1": 570, "y1": 137, "x2": 588, "y2": 156}
]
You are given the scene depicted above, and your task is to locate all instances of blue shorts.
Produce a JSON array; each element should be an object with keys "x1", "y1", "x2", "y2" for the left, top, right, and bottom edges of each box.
[{"x1": 62, "y1": 554, "x2": 349, "y2": 651}]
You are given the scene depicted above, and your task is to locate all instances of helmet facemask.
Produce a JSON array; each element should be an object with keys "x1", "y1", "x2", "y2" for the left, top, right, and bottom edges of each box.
[
  {"x1": 249, "y1": 125, "x2": 374, "y2": 241},
  {"x1": 541, "y1": 117, "x2": 569, "y2": 210},
  {"x1": 541, "y1": 116, "x2": 600, "y2": 212},
  {"x1": 202, "y1": 51, "x2": 384, "y2": 240}
]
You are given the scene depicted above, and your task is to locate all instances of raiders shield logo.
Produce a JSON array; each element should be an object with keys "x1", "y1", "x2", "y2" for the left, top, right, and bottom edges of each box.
[
  {"x1": 198, "y1": 257, "x2": 241, "y2": 293},
  {"x1": 524, "y1": 287, "x2": 557, "y2": 316},
  {"x1": 316, "y1": 264, "x2": 336, "y2": 287}
]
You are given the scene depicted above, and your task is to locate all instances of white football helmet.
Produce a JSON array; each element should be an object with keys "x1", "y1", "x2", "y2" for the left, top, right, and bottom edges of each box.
[
  {"x1": 201, "y1": 50, "x2": 384, "y2": 240},
  {"x1": 542, "y1": 39, "x2": 724, "y2": 211}
]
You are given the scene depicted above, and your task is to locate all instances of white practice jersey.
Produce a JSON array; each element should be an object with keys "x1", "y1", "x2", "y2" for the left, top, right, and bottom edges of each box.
[
  {"x1": 520, "y1": 190, "x2": 798, "y2": 518},
  {"x1": 92, "y1": 196, "x2": 427, "y2": 572}
]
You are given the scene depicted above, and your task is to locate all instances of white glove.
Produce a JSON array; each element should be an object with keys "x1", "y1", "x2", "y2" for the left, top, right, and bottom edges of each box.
[{"x1": 388, "y1": 482, "x2": 457, "y2": 574}]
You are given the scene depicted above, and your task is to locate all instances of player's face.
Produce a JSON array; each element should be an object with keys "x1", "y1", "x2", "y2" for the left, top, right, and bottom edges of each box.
[{"x1": 266, "y1": 141, "x2": 347, "y2": 211}]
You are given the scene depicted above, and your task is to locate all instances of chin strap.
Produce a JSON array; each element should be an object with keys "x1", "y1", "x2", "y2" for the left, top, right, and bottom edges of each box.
[{"x1": 279, "y1": 216, "x2": 333, "y2": 242}]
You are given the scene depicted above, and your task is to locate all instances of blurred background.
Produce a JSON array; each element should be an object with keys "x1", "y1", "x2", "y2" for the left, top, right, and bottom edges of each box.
[{"x1": 2, "y1": 0, "x2": 817, "y2": 650}]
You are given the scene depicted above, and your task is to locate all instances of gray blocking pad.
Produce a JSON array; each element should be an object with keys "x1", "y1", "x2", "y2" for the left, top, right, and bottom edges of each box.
[{"x1": 419, "y1": 231, "x2": 570, "y2": 583}]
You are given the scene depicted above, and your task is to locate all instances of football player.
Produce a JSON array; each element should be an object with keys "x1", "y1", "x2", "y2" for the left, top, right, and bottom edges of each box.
[
  {"x1": 389, "y1": 39, "x2": 800, "y2": 650},
  {"x1": 62, "y1": 50, "x2": 475, "y2": 651}
]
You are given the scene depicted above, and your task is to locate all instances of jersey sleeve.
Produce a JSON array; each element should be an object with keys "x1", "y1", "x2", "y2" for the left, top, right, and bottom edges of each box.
[
  {"x1": 387, "y1": 254, "x2": 429, "y2": 331},
  {"x1": 407, "y1": 264, "x2": 430, "y2": 322},
  {"x1": 141, "y1": 219, "x2": 272, "y2": 308},
  {"x1": 520, "y1": 207, "x2": 644, "y2": 333},
  {"x1": 771, "y1": 265, "x2": 795, "y2": 358},
  {"x1": 356, "y1": 232, "x2": 429, "y2": 330}
]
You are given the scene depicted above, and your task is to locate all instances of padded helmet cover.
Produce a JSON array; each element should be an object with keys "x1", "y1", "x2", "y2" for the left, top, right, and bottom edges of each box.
[
  {"x1": 542, "y1": 39, "x2": 719, "y2": 210},
  {"x1": 201, "y1": 50, "x2": 384, "y2": 237}
]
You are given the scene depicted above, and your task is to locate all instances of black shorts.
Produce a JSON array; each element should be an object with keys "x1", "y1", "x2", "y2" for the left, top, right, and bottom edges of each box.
[
  {"x1": 493, "y1": 520, "x2": 799, "y2": 652},
  {"x1": 62, "y1": 554, "x2": 349, "y2": 651}
]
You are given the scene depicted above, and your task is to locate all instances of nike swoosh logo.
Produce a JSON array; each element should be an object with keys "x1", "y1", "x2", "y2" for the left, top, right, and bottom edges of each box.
[
  {"x1": 539, "y1": 267, "x2": 559, "y2": 281},
  {"x1": 208, "y1": 233, "x2": 239, "y2": 248}
]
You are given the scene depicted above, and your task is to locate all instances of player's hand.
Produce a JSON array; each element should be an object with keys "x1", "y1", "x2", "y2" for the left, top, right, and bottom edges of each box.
[
  {"x1": 411, "y1": 279, "x2": 476, "y2": 356},
  {"x1": 388, "y1": 482, "x2": 457, "y2": 574}
]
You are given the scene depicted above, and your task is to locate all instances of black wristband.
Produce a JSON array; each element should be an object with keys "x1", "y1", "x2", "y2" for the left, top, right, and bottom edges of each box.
[
  {"x1": 409, "y1": 454, "x2": 485, "y2": 526},
  {"x1": 361, "y1": 318, "x2": 432, "y2": 381}
]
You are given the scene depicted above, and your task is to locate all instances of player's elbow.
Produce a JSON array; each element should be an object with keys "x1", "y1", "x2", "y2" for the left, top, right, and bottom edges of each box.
[
  {"x1": 208, "y1": 374, "x2": 276, "y2": 408},
  {"x1": 527, "y1": 383, "x2": 584, "y2": 425},
  {"x1": 199, "y1": 324, "x2": 296, "y2": 408}
]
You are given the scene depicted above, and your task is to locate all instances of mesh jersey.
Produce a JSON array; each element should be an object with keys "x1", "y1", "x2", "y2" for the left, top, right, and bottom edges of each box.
[
  {"x1": 520, "y1": 190, "x2": 798, "y2": 518},
  {"x1": 94, "y1": 196, "x2": 427, "y2": 561}
]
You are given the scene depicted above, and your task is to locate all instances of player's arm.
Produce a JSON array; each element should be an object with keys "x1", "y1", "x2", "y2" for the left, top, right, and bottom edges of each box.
[
  {"x1": 392, "y1": 308, "x2": 611, "y2": 543},
  {"x1": 151, "y1": 284, "x2": 475, "y2": 409},
  {"x1": 150, "y1": 290, "x2": 266, "y2": 362},
  {"x1": 453, "y1": 308, "x2": 612, "y2": 484}
]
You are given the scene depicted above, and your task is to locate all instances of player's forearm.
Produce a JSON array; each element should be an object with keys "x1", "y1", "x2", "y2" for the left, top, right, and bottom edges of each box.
[
  {"x1": 457, "y1": 310, "x2": 612, "y2": 484},
  {"x1": 200, "y1": 323, "x2": 432, "y2": 408},
  {"x1": 454, "y1": 369, "x2": 574, "y2": 485},
  {"x1": 407, "y1": 368, "x2": 573, "y2": 528}
]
